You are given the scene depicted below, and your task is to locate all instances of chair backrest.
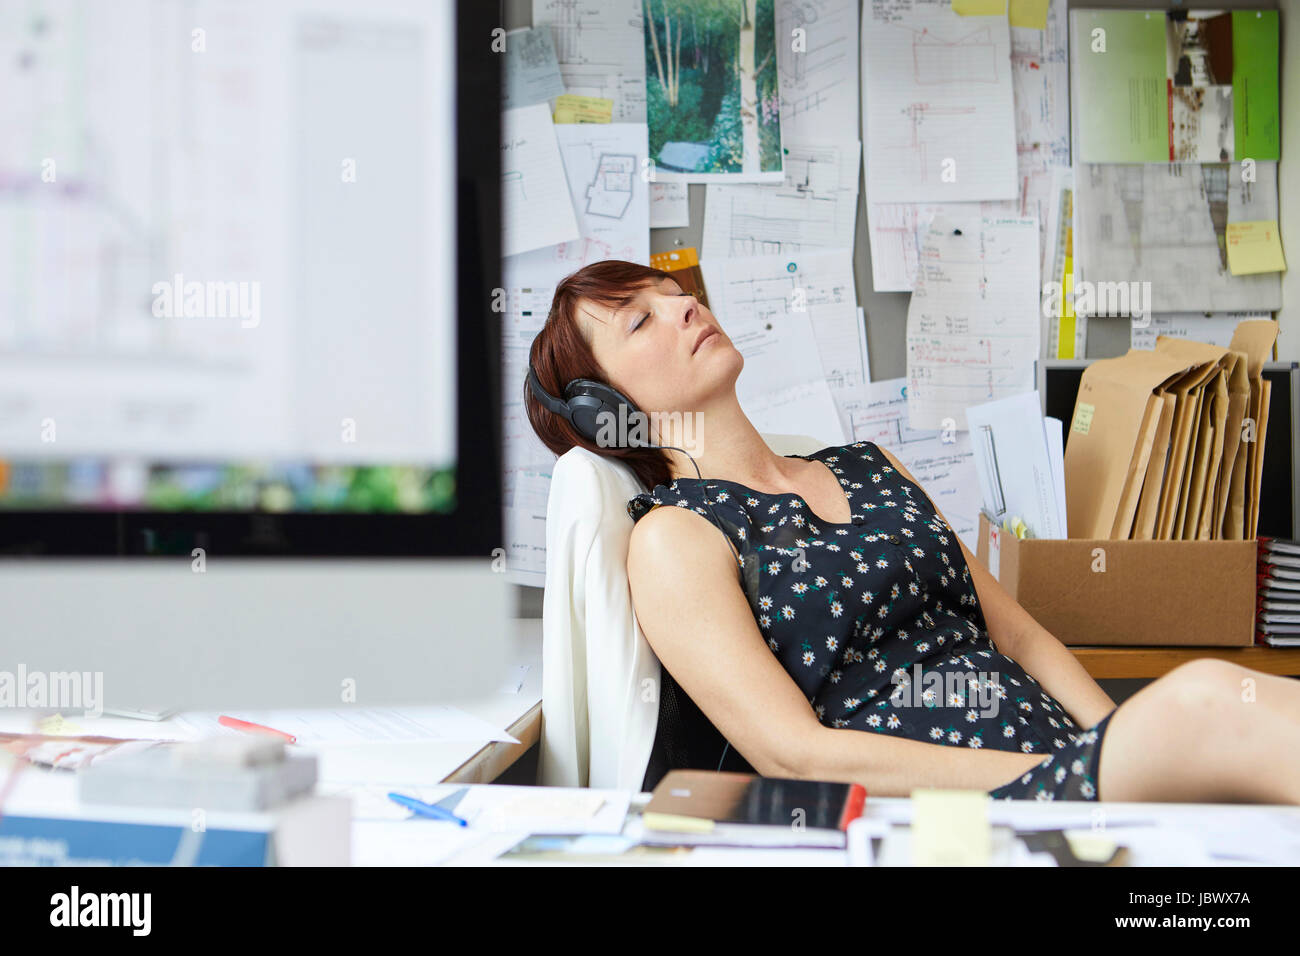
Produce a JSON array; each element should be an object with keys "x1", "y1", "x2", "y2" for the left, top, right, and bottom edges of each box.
[{"x1": 538, "y1": 432, "x2": 830, "y2": 791}]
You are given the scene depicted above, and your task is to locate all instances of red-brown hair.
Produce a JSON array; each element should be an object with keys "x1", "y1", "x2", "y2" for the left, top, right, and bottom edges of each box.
[{"x1": 525, "y1": 259, "x2": 675, "y2": 492}]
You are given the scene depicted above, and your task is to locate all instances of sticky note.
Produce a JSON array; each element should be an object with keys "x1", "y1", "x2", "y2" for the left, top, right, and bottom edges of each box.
[
  {"x1": 952, "y1": 0, "x2": 1007, "y2": 15},
  {"x1": 552, "y1": 95, "x2": 613, "y2": 124},
  {"x1": 1009, "y1": 0, "x2": 1049, "y2": 29},
  {"x1": 1226, "y1": 220, "x2": 1287, "y2": 276},
  {"x1": 1064, "y1": 830, "x2": 1119, "y2": 863},
  {"x1": 910, "y1": 789, "x2": 992, "y2": 866}
]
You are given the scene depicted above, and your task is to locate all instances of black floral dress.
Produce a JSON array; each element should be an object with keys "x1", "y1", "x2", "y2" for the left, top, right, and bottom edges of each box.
[{"x1": 627, "y1": 440, "x2": 1117, "y2": 801}]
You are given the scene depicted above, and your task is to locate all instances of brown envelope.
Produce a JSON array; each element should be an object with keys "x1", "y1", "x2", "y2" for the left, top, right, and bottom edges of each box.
[
  {"x1": 1206, "y1": 350, "x2": 1250, "y2": 539},
  {"x1": 1132, "y1": 391, "x2": 1178, "y2": 540},
  {"x1": 1065, "y1": 350, "x2": 1197, "y2": 540},
  {"x1": 1110, "y1": 393, "x2": 1162, "y2": 539},
  {"x1": 1227, "y1": 319, "x2": 1280, "y2": 539},
  {"x1": 1152, "y1": 357, "x2": 1221, "y2": 539}
]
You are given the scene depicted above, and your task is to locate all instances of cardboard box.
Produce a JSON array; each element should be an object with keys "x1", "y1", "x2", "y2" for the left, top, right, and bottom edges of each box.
[{"x1": 975, "y1": 512, "x2": 1257, "y2": 646}]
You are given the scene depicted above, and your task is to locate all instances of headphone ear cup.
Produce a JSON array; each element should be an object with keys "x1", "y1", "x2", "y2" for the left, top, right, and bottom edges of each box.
[{"x1": 564, "y1": 379, "x2": 642, "y2": 447}]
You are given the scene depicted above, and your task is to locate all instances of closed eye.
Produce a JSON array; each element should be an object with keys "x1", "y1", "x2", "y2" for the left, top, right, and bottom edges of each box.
[{"x1": 629, "y1": 290, "x2": 691, "y2": 333}]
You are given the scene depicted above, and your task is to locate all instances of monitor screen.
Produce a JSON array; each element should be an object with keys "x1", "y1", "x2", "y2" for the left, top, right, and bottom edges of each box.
[{"x1": 0, "y1": 0, "x2": 501, "y2": 555}]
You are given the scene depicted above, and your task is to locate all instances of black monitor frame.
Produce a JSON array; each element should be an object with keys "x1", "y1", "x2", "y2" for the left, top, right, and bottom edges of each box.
[{"x1": 0, "y1": 0, "x2": 502, "y2": 558}]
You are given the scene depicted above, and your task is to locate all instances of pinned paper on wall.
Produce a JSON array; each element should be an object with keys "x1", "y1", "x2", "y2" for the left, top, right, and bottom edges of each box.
[
  {"x1": 1226, "y1": 221, "x2": 1287, "y2": 276},
  {"x1": 500, "y1": 103, "x2": 581, "y2": 257},
  {"x1": 502, "y1": 26, "x2": 566, "y2": 109}
]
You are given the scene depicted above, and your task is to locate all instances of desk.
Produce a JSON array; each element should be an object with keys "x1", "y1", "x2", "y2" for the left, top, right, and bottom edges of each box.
[{"x1": 1069, "y1": 645, "x2": 1300, "y2": 680}]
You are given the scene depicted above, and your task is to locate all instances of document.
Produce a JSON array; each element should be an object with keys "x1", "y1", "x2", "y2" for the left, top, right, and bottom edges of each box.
[
  {"x1": 1130, "y1": 312, "x2": 1269, "y2": 351},
  {"x1": 501, "y1": 26, "x2": 566, "y2": 109},
  {"x1": 703, "y1": 142, "x2": 860, "y2": 260},
  {"x1": 650, "y1": 181, "x2": 689, "y2": 228},
  {"x1": 775, "y1": 0, "x2": 860, "y2": 146},
  {"x1": 1073, "y1": 161, "x2": 1282, "y2": 314},
  {"x1": 1070, "y1": 9, "x2": 1279, "y2": 163},
  {"x1": 863, "y1": 0, "x2": 1017, "y2": 204},
  {"x1": 964, "y1": 390, "x2": 1065, "y2": 539},
  {"x1": 863, "y1": 0, "x2": 1068, "y2": 291},
  {"x1": 904, "y1": 215, "x2": 1040, "y2": 431},
  {"x1": 177, "y1": 706, "x2": 521, "y2": 746},
  {"x1": 500, "y1": 103, "x2": 581, "y2": 257},
  {"x1": 701, "y1": 252, "x2": 857, "y2": 444},
  {"x1": 533, "y1": 0, "x2": 647, "y2": 122}
]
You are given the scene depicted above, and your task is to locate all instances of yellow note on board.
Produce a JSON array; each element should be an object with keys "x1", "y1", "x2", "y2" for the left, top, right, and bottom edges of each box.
[
  {"x1": 952, "y1": 0, "x2": 1007, "y2": 14},
  {"x1": 553, "y1": 94, "x2": 613, "y2": 124},
  {"x1": 1226, "y1": 220, "x2": 1287, "y2": 275},
  {"x1": 911, "y1": 789, "x2": 991, "y2": 866},
  {"x1": 1009, "y1": 0, "x2": 1049, "y2": 28}
]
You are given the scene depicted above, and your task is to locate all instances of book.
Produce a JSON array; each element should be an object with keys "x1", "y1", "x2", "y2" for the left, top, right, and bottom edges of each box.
[{"x1": 638, "y1": 770, "x2": 866, "y2": 849}]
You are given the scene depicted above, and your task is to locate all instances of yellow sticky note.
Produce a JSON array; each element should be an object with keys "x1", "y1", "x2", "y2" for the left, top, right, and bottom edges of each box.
[
  {"x1": 1009, "y1": 0, "x2": 1049, "y2": 29},
  {"x1": 952, "y1": 0, "x2": 1007, "y2": 14},
  {"x1": 910, "y1": 789, "x2": 991, "y2": 866},
  {"x1": 552, "y1": 94, "x2": 613, "y2": 124},
  {"x1": 1226, "y1": 220, "x2": 1287, "y2": 276},
  {"x1": 1064, "y1": 830, "x2": 1120, "y2": 863}
]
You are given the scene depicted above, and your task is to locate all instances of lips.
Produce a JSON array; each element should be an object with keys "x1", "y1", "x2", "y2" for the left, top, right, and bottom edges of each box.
[{"x1": 692, "y1": 327, "x2": 718, "y2": 354}]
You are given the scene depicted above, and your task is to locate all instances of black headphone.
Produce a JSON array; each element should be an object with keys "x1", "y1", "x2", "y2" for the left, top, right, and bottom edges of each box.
[
  {"x1": 526, "y1": 361, "x2": 742, "y2": 772},
  {"x1": 525, "y1": 366, "x2": 647, "y2": 447}
]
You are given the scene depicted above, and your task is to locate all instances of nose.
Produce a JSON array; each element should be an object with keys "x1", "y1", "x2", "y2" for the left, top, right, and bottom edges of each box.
[{"x1": 680, "y1": 297, "x2": 695, "y2": 326}]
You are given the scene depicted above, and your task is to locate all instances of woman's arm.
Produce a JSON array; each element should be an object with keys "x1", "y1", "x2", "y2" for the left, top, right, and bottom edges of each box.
[
  {"x1": 627, "y1": 504, "x2": 1047, "y2": 794},
  {"x1": 875, "y1": 445, "x2": 1117, "y2": 729}
]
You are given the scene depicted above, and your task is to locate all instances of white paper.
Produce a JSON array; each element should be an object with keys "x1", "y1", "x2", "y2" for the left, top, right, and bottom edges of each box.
[
  {"x1": 532, "y1": 0, "x2": 646, "y2": 122},
  {"x1": 500, "y1": 124, "x2": 651, "y2": 585},
  {"x1": 847, "y1": 377, "x2": 982, "y2": 553},
  {"x1": 701, "y1": 253, "x2": 858, "y2": 445},
  {"x1": 500, "y1": 103, "x2": 581, "y2": 257},
  {"x1": 775, "y1": 0, "x2": 860, "y2": 146},
  {"x1": 175, "y1": 705, "x2": 520, "y2": 746},
  {"x1": 964, "y1": 390, "x2": 1064, "y2": 540},
  {"x1": 650, "y1": 181, "x2": 689, "y2": 228},
  {"x1": 702, "y1": 142, "x2": 860, "y2": 260},
  {"x1": 502, "y1": 26, "x2": 566, "y2": 109},
  {"x1": 863, "y1": 0, "x2": 1017, "y2": 204},
  {"x1": 1130, "y1": 312, "x2": 1270, "y2": 351},
  {"x1": 1074, "y1": 161, "x2": 1282, "y2": 314},
  {"x1": 905, "y1": 215, "x2": 1040, "y2": 431},
  {"x1": 863, "y1": 0, "x2": 1068, "y2": 292}
]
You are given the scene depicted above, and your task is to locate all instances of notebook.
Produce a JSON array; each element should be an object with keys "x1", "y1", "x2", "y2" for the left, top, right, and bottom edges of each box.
[{"x1": 639, "y1": 770, "x2": 866, "y2": 849}]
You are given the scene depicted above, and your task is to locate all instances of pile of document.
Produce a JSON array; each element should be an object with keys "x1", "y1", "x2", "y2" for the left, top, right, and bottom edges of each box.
[
  {"x1": 1256, "y1": 538, "x2": 1300, "y2": 647},
  {"x1": 964, "y1": 391, "x2": 1066, "y2": 540},
  {"x1": 1063, "y1": 319, "x2": 1278, "y2": 540}
]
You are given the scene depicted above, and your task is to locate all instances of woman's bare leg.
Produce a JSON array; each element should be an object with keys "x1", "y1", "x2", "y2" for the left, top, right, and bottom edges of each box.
[{"x1": 1096, "y1": 659, "x2": 1300, "y2": 804}]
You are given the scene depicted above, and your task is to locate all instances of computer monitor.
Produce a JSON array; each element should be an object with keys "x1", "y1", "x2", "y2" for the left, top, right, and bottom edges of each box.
[{"x1": 0, "y1": 0, "x2": 514, "y2": 713}]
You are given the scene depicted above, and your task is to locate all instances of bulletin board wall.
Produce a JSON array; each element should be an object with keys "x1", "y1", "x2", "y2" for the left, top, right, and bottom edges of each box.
[{"x1": 506, "y1": 0, "x2": 1293, "y2": 378}]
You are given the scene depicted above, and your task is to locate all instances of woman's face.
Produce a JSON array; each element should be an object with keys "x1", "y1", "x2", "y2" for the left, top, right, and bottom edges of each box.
[{"x1": 580, "y1": 275, "x2": 742, "y2": 419}]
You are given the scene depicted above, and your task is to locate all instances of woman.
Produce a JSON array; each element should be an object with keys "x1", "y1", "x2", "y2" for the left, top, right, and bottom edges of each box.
[{"x1": 526, "y1": 259, "x2": 1300, "y2": 803}]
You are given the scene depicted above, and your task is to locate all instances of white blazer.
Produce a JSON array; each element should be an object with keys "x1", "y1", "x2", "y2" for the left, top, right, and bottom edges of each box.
[{"x1": 537, "y1": 434, "x2": 827, "y2": 790}]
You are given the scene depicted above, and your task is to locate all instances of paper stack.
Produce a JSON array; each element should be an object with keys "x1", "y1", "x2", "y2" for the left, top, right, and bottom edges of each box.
[
  {"x1": 1063, "y1": 319, "x2": 1278, "y2": 540},
  {"x1": 1256, "y1": 538, "x2": 1300, "y2": 647}
]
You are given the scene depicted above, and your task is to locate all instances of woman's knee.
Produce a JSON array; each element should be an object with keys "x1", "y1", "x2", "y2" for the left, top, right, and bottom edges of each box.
[{"x1": 1153, "y1": 658, "x2": 1253, "y2": 722}]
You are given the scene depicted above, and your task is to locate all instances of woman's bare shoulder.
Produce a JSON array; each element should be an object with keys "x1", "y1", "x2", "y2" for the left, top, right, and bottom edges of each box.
[{"x1": 627, "y1": 503, "x2": 737, "y2": 588}]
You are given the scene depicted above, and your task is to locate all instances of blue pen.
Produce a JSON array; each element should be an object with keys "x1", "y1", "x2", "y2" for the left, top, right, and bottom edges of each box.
[{"x1": 387, "y1": 791, "x2": 469, "y2": 826}]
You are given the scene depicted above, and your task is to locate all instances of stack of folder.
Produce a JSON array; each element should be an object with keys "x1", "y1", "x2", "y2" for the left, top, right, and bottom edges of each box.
[
  {"x1": 1256, "y1": 537, "x2": 1300, "y2": 646},
  {"x1": 1064, "y1": 319, "x2": 1278, "y2": 540}
]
